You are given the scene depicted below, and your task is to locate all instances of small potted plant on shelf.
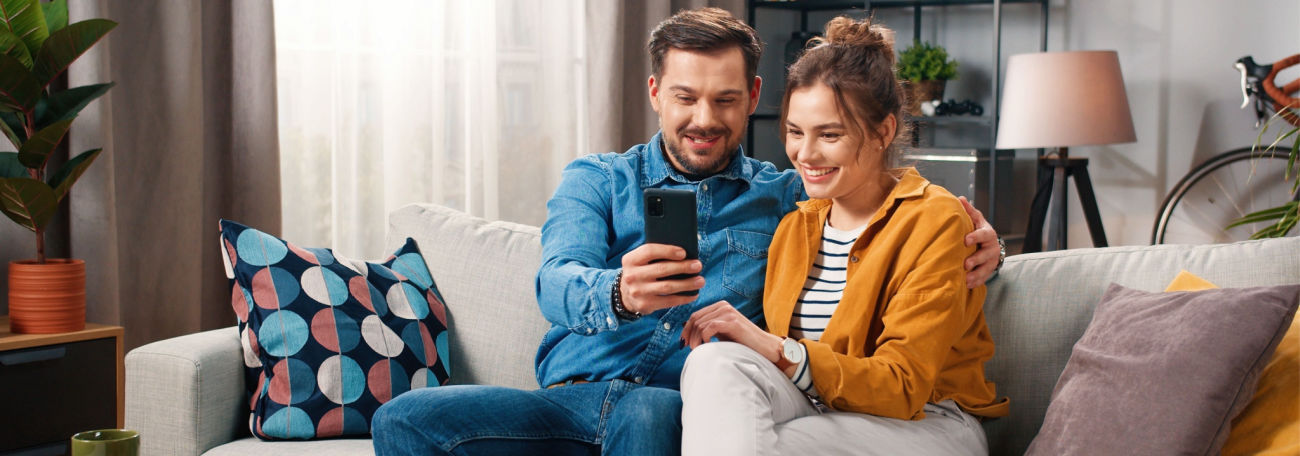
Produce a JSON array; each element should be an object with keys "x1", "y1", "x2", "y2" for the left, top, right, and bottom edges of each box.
[
  {"x1": 898, "y1": 40, "x2": 959, "y2": 116},
  {"x1": 0, "y1": 0, "x2": 116, "y2": 334}
]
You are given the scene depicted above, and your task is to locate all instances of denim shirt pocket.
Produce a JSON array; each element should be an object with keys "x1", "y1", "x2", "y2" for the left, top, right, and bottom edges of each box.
[{"x1": 722, "y1": 229, "x2": 773, "y2": 299}]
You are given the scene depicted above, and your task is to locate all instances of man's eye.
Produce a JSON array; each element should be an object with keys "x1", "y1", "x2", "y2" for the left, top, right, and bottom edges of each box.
[
  {"x1": 717, "y1": 98, "x2": 735, "y2": 105},
  {"x1": 787, "y1": 129, "x2": 803, "y2": 138},
  {"x1": 821, "y1": 133, "x2": 841, "y2": 140},
  {"x1": 677, "y1": 96, "x2": 696, "y2": 104}
]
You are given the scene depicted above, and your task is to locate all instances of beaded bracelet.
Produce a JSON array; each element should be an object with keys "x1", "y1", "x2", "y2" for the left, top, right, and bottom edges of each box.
[{"x1": 611, "y1": 271, "x2": 642, "y2": 321}]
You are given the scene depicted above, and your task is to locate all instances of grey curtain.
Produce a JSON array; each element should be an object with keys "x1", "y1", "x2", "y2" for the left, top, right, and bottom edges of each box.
[
  {"x1": 58, "y1": 0, "x2": 281, "y2": 349},
  {"x1": 585, "y1": 0, "x2": 745, "y2": 155}
]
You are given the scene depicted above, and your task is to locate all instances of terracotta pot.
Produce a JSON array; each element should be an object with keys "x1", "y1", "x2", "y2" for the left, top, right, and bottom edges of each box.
[
  {"x1": 8, "y1": 259, "x2": 86, "y2": 334},
  {"x1": 906, "y1": 80, "x2": 948, "y2": 116}
]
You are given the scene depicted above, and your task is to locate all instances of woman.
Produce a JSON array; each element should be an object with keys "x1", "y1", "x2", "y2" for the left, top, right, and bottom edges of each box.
[{"x1": 678, "y1": 16, "x2": 1009, "y2": 456}]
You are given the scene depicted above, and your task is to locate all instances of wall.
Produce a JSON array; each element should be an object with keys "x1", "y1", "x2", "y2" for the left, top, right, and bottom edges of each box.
[{"x1": 752, "y1": 0, "x2": 1299, "y2": 247}]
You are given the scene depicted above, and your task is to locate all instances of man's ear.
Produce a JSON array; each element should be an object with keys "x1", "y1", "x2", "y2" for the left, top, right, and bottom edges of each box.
[
  {"x1": 648, "y1": 75, "x2": 661, "y2": 113},
  {"x1": 748, "y1": 76, "x2": 763, "y2": 115}
]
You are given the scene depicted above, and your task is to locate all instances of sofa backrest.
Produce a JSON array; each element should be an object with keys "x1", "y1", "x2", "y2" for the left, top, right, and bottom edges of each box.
[
  {"x1": 983, "y1": 237, "x2": 1300, "y2": 455},
  {"x1": 389, "y1": 203, "x2": 549, "y2": 390},
  {"x1": 390, "y1": 203, "x2": 1300, "y2": 455}
]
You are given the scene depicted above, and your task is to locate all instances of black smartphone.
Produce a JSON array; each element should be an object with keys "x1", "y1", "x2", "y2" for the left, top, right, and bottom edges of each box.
[{"x1": 643, "y1": 188, "x2": 699, "y2": 296}]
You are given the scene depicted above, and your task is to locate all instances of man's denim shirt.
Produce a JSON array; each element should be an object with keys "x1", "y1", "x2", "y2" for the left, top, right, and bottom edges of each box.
[{"x1": 535, "y1": 132, "x2": 804, "y2": 389}]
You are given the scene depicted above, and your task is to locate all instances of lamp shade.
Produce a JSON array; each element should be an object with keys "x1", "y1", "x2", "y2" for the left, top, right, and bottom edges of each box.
[{"x1": 996, "y1": 50, "x2": 1137, "y2": 149}]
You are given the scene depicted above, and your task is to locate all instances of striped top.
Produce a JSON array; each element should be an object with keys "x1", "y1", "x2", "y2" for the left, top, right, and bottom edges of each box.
[{"x1": 788, "y1": 220, "x2": 865, "y2": 395}]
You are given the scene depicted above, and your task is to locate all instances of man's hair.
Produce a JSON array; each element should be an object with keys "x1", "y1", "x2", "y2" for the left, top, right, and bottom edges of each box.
[{"x1": 647, "y1": 8, "x2": 763, "y2": 81}]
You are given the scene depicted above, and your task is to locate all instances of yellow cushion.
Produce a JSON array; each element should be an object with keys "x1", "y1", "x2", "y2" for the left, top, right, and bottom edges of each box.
[
  {"x1": 1166, "y1": 271, "x2": 1299, "y2": 456},
  {"x1": 1163, "y1": 270, "x2": 1218, "y2": 292}
]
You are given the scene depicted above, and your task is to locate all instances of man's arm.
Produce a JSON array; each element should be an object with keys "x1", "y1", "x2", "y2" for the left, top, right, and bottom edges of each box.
[
  {"x1": 959, "y1": 196, "x2": 1004, "y2": 289},
  {"x1": 535, "y1": 158, "x2": 625, "y2": 334}
]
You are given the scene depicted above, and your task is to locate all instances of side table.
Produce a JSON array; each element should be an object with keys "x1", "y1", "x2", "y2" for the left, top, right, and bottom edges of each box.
[{"x1": 0, "y1": 315, "x2": 124, "y2": 456}]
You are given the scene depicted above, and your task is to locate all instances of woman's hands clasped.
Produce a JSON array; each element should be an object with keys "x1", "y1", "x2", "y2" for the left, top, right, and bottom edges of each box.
[{"x1": 682, "y1": 301, "x2": 784, "y2": 364}]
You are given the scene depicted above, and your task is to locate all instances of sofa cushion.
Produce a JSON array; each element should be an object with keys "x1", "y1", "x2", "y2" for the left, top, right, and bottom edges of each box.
[
  {"x1": 1024, "y1": 283, "x2": 1300, "y2": 455},
  {"x1": 982, "y1": 237, "x2": 1300, "y2": 455},
  {"x1": 219, "y1": 220, "x2": 450, "y2": 440},
  {"x1": 387, "y1": 204, "x2": 550, "y2": 389}
]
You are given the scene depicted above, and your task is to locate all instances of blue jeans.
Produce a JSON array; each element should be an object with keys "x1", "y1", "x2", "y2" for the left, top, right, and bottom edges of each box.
[{"x1": 372, "y1": 380, "x2": 682, "y2": 456}]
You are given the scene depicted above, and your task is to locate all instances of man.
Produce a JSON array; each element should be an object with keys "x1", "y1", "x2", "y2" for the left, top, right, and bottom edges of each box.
[{"x1": 372, "y1": 8, "x2": 1002, "y2": 455}]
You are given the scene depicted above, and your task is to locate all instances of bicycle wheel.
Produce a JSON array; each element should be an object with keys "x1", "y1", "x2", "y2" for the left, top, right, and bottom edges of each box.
[{"x1": 1153, "y1": 146, "x2": 1299, "y2": 244}]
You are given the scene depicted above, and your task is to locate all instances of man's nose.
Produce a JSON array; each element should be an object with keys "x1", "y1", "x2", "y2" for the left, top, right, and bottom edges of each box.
[{"x1": 691, "y1": 102, "x2": 721, "y2": 130}]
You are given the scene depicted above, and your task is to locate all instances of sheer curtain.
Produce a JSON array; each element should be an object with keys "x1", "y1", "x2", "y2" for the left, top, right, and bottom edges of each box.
[{"x1": 274, "y1": 0, "x2": 586, "y2": 258}]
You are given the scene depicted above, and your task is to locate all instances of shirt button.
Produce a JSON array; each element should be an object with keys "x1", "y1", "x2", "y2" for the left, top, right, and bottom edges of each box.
[
  {"x1": 662, "y1": 322, "x2": 671, "y2": 330},
  {"x1": 697, "y1": 233, "x2": 702, "y2": 241},
  {"x1": 586, "y1": 328, "x2": 593, "y2": 334},
  {"x1": 634, "y1": 376, "x2": 644, "y2": 383},
  {"x1": 850, "y1": 256, "x2": 859, "y2": 263},
  {"x1": 606, "y1": 316, "x2": 615, "y2": 326},
  {"x1": 702, "y1": 183, "x2": 709, "y2": 191}
]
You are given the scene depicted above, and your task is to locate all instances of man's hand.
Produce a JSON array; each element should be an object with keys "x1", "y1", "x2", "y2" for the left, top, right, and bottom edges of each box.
[
  {"x1": 620, "y1": 243, "x2": 704, "y2": 315},
  {"x1": 681, "y1": 301, "x2": 783, "y2": 363},
  {"x1": 959, "y1": 196, "x2": 1002, "y2": 289}
]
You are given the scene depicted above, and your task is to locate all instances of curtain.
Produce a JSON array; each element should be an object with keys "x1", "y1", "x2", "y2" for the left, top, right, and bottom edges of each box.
[
  {"x1": 63, "y1": 0, "x2": 281, "y2": 349},
  {"x1": 274, "y1": 0, "x2": 743, "y2": 259}
]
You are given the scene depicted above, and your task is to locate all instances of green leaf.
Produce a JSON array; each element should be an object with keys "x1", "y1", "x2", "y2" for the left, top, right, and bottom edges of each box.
[
  {"x1": 41, "y1": 0, "x2": 65, "y2": 33},
  {"x1": 0, "y1": 51, "x2": 39, "y2": 111},
  {"x1": 33, "y1": 82, "x2": 112, "y2": 127},
  {"x1": 0, "y1": 151, "x2": 28, "y2": 177},
  {"x1": 0, "y1": 110, "x2": 21, "y2": 146},
  {"x1": 0, "y1": 175, "x2": 56, "y2": 231},
  {"x1": 1226, "y1": 202, "x2": 1294, "y2": 228},
  {"x1": 0, "y1": 28, "x2": 31, "y2": 67},
  {"x1": 32, "y1": 18, "x2": 115, "y2": 88},
  {"x1": 47, "y1": 147, "x2": 96, "y2": 200},
  {"x1": 15, "y1": 117, "x2": 69, "y2": 167},
  {"x1": 0, "y1": 0, "x2": 47, "y2": 58}
]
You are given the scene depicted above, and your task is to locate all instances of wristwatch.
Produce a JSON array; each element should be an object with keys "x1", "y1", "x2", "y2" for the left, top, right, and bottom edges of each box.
[
  {"x1": 996, "y1": 237, "x2": 1007, "y2": 271},
  {"x1": 774, "y1": 337, "x2": 804, "y2": 371}
]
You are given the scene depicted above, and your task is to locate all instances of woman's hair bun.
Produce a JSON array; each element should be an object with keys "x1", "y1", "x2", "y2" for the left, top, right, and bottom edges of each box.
[{"x1": 818, "y1": 16, "x2": 894, "y2": 53}]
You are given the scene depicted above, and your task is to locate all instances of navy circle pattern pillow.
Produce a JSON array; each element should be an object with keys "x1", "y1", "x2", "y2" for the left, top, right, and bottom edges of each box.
[{"x1": 220, "y1": 220, "x2": 450, "y2": 440}]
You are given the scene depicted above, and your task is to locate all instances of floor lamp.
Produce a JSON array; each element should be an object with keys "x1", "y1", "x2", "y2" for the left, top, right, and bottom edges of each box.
[{"x1": 996, "y1": 50, "x2": 1137, "y2": 253}]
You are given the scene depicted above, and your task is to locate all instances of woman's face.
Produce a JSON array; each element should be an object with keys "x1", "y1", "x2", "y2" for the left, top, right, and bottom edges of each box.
[{"x1": 784, "y1": 83, "x2": 886, "y2": 202}]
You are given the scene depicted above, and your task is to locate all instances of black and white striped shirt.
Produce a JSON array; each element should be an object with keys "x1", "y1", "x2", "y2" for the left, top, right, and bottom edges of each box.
[{"x1": 788, "y1": 220, "x2": 864, "y2": 395}]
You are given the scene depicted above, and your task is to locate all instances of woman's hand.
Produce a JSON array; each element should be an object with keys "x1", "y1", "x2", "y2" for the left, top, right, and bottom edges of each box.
[{"x1": 682, "y1": 301, "x2": 784, "y2": 363}]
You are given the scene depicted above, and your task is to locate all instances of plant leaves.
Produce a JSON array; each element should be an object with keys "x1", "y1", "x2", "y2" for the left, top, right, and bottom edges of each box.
[
  {"x1": 0, "y1": 151, "x2": 28, "y2": 177},
  {"x1": 0, "y1": 51, "x2": 39, "y2": 111},
  {"x1": 47, "y1": 147, "x2": 97, "y2": 201},
  {"x1": 34, "y1": 82, "x2": 112, "y2": 127},
  {"x1": 0, "y1": 0, "x2": 47, "y2": 58},
  {"x1": 33, "y1": 18, "x2": 115, "y2": 89},
  {"x1": 0, "y1": 28, "x2": 31, "y2": 67},
  {"x1": 41, "y1": 0, "x2": 65, "y2": 33},
  {"x1": 1227, "y1": 202, "x2": 1294, "y2": 228},
  {"x1": 16, "y1": 117, "x2": 69, "y2": 168},
  {"x1": 0, "y1": 175, "x2": 55, "y2": 231}
]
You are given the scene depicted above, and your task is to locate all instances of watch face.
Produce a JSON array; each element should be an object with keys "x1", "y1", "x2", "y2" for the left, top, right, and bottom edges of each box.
[{"x1": 783, "y1": 339, "x2": 803, "y2": 364}]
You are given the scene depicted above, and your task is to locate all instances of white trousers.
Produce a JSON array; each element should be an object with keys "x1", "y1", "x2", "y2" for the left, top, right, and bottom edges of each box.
[{"x1": 680, "y1": 342, "x2": 988, "y2": 456}]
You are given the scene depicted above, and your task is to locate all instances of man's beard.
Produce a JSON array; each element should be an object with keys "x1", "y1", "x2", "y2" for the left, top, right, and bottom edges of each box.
[{"x1": 663, "y1": 128, "x2": 740, "y2": 176}]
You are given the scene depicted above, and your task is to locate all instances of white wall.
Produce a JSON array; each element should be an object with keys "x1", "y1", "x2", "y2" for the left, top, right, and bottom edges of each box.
[{"x1": 1035, "y1": 0, "x2": 1298, "y2": 247}]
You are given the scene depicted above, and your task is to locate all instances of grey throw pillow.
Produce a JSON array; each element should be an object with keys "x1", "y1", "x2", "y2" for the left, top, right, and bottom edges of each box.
[{"x1": 1026, "y1": 283, "x2": 1300, "y2": 456}]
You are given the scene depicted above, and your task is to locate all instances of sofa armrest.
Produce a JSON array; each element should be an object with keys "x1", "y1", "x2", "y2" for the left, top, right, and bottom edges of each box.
[{"x1": 125, "y1": 326, "x2": 247, "y2": 456}]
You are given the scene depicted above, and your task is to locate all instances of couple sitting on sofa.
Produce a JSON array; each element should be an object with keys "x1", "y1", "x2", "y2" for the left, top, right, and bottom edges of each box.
[{"x1": 373, "y1": 9, "x2": 1008, "y2": 456}]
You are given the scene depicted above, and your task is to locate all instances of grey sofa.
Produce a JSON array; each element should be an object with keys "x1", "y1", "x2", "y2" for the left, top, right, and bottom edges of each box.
[{"x1": 125, "y1": 203, "x2": 1300, "y2": 455}]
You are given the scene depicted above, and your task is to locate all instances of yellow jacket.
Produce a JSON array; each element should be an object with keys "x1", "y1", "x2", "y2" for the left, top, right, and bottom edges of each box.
[{"x1": 764, "y1": 168, "x2": 1010, "y2": 420}]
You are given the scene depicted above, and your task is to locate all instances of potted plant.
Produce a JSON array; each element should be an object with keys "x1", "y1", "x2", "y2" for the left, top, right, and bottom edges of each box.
[
  {"x1": 0, "y1": 0, "x2": 116, "y2": 333},
  {"x1": 897, "y1": 41, "x2": 959, "y2": 116}
]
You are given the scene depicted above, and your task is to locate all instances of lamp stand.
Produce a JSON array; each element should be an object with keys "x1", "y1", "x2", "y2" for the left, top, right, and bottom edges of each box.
[{"x1": 1023, "y1": 147, "x2": 1109, "y2": 252}]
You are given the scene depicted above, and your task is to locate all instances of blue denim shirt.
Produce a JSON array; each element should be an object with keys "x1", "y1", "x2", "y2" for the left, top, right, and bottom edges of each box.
[{"x1": 534, "y1": 132, "x2": 804, "y2": 389}]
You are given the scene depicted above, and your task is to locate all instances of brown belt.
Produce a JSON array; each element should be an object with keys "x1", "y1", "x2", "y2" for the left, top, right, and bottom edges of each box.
[{"x1": 546, "y1": 379, "x2": 591, "y2": 389}]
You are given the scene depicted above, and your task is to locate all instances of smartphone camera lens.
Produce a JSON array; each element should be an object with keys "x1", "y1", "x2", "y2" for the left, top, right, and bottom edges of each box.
[{"x1": 648, "y1": 196, "x2": 664, "y2": 217}]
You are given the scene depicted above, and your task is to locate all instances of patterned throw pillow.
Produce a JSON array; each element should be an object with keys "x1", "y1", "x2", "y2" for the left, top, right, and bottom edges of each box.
[{"x1": 219, "y1": 220, "x2": 450, "y2": 440}]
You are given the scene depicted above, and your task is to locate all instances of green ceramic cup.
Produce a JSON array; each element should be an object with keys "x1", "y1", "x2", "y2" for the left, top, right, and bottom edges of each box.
[{"x1": 70, "y1": 429, "x2": 139, "y2": 456}]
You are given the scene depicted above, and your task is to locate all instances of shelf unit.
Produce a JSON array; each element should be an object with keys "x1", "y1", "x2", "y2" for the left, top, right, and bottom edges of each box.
[{"x1": 746, "y1": 0, "x2": 1048, "y2": 241}]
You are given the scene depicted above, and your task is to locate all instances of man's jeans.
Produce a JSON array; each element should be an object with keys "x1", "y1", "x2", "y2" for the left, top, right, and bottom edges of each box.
[{"x1": 372, "y1": 380, "x2": 682, "y2": 456}]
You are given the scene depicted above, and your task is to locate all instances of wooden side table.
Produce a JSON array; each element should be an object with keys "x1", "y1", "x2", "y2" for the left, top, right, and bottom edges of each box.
[{"x1": 0, "y1": 315, "x2": 124, "y2": 455}]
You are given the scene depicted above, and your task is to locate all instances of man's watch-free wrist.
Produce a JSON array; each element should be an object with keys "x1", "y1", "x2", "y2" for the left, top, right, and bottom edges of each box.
[{"x1": 611, "y1": 271, "x2": 641, "y2": 321}]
